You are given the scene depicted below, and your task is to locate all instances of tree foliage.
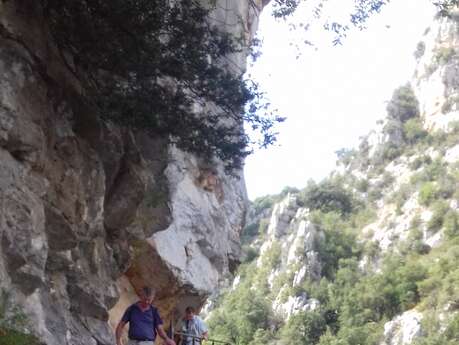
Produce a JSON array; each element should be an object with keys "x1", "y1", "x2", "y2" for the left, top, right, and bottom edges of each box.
[
  {"x1": 310, "y1": 211, "x2": 360, "y2": 279},
  {"x1": 271, "y1": 0, "x2": 389, "y2": 45},
  {"x1": 207, "y1": 279, "x2": 272, "y2": 345},
  {"x1": 43, "y1": 0, "x2": 283, "y2": 171},
  {"x1": 300, "y1": 181, "x2": 354, "y2": 215},
  {"x1": 280, "y1": 311, "x2": 326, "y2": 345},
  {"x1": 386, "y1": 84, "x2": 420, "y2": 123},
  {"x1": 435, "y1": 0, "x2": 459, "y2": 17}
]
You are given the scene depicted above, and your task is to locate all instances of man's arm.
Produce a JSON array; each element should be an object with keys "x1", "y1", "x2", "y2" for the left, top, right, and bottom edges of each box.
[
  {"x1": 115, "y1": 321, "x2": 127, "y2": 345},
  {"x1": 198, "y1": 317, "x2": 208, "y2": 341},
  {"x1": 157, "y1": 324, "x2": 176, "y2": 345}
]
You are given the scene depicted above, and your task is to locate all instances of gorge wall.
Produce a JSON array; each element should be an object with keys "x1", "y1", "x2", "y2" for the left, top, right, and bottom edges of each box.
[{"x1": 0, "y1": 1, "x2": 263, "y2": 344}]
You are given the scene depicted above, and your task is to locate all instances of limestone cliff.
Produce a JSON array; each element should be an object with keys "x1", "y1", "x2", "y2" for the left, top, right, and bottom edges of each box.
[{"x1": 0, "y1": 1, "x2": 264, "y2": 344}]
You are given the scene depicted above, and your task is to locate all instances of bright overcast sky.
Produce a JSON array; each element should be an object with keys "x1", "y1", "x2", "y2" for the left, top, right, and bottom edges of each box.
[{"x1": 244, "y1": 0, "x2": 436, "y2": 200}]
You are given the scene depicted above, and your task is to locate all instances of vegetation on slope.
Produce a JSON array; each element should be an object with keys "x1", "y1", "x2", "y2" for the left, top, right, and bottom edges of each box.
[
  {"x1": 208, "y1": 83, "x2": 459, "y2": 345},
  {"x1": 0, "y1": 292, "x2": 41, "y2": 345}
]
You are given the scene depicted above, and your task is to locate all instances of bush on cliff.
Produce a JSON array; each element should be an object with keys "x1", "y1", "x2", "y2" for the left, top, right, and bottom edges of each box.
[
  {"x1": 43, "y1": 0, "x2": 283, "y2": 171},
  {"x1": 0, "y1": 292, "x2": 41, "y2": 345},
  {"x1": 300, "y1": 181, "x2": 354, "y2": 216},
  {"x1": 386, "y1": 84, "x2": 420, "y2": 123}
]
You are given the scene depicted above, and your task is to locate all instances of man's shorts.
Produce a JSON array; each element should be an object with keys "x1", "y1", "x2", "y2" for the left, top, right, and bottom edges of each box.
[{"x1": 128, "y1": 340, "x2": 154, "y2": 345}]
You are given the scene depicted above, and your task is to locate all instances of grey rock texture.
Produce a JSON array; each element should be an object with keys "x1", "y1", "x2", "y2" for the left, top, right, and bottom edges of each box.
[
  {"x1": 381, "y1": 310, "x2": 423, "y2": 345},
  {"x1": 0, "y1": 0, "x2": 263, "y2": 344},
  {"x1": 412, "y1": 10, "x2": 459, "y2": 129},
  {"x1": 256, "y1": 195, "x2": 323, "y2": 319}
]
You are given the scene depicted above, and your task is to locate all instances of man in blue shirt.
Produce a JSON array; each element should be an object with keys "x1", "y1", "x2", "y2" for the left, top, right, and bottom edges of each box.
[{"x1": 116, "y1": 287, "x2": 176, "y2": 345}]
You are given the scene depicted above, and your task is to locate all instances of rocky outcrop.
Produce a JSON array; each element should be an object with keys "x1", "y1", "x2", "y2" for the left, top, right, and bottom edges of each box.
[
  {"x1": 0, "y1": 1, "x2": 263, "y2": 344},
  {"x1": 273, "y1": 292, "x2": 319, "y2": 319},
  {"x1": 413, "y1": 9, "x2": 459, "y2": 130},
  {"x1": 255, "y1": 194, "x2": 323, "y2": 318},
  {"x1": 381, "y1": 310, "x2": 423, "y2": 345}
]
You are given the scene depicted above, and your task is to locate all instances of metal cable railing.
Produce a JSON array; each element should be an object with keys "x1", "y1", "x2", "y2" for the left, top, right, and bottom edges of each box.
[{"x1": 174, "y1": 331, "x2": 231, "y2": 345}]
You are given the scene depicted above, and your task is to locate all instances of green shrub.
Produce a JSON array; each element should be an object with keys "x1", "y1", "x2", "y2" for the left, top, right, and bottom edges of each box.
[
  {"x1": 427, "y1": 201, "x2": 450, "y2": 232},
  {"x1": 419, "y1": 182, "x2": 438, "y2": 206},
  {"x1": 386, "y1": 84, "x2": 420, "y2": 122},
  {"x1": 262, "y1": 241, "x2": 282, "y2": 269},
  {"x1": 437, "y1": 174, "x2": 456, "y2": 199},
  {"x1": 252, "y1": 195, "x2": 276, "y2": 214},
  {"x1": 445, "y1": 121, "x2": 459, "y2": 147},
  {"x1": 243, "y1": 223, "x2": 259, "y2": 238},
  {"x1": 250, "y1": 329, "x2": 276, "y2": 345},
  {"x1": 414, "y1": 308, "x2": 459, "y2": 345},
  {"x1": 207, "y1": 282, "x2": 272, "y2": 345},
  {"x1": 440, "y1": 96, "x2": 459, "y2": 114},
  {"x1": 279, "y1": 311, "x2": 326, "y2": 345},
  {"x1": 447, "y1": 120, "x2": 459, "y2": 134},
  {"x1": 0, "y1": 292, "x2": 40, "y2": 345},
  {"x1": 300, "y1": 181, "x2": 354, "y2": 215},
  {"x1": 391, "y1": 183, "x2": 413, "y2": 214},
  {"x1": 312, "y1": 211, "x2": 361, "y2": 279},
  {"x1": 335, "y1": 148, "x2": 357, "y2": 167},
  {"x1": 381, "y1": 172, "x2": 395, "y2": 188},
  {"x1": 424, "y1": 62, "x2": 439, "y2": 77},
  {"x1": 429, "y1": 130, "x2": 448, "y2": 148},
  {"x1": 444, "y1": 313, "x2": 459, "y2": 341},
  {"x1": 258, "y1": 219, "x2": 269, "y2": 237},
  {"x1": 444, "y1": 210, "x2": 459, "y2": 239},
  {"x1": 363, "y1": 241, "x2": 380, "y2": 258},
  {"x1": 434, "y1": 46, "x2": 456, "y2": 65},
  {"x1": 0, "y1": 329, "x2": 41, "y2": 345},
  {"x1": 350, "y1": 206, "x2": 377, "y2": 229},
  {"x1": 242, "y1": 246, "x2": 259, "y2": 263},
  {"x1": 327, "y1": 322, "x2": 383, "y2": 345},
  {"x1": 368, "y1": 187, "x2": 383, "y2": 203},
  {"x1": 410, "y1": 159, "x2": 446, "y2": 185},
  {"x1": 401, "y1": 227, "x2": 430, "y2": 255},
  {"x1": 355, "y1": 179, "x2": 369, "y2": 193},
  {"x1": 280, "y1": 186, "x2": 300, "y2": 197},
  {"x1": 381, "y1": 144, "x2": 403, "y2": 162},
  {"x1": 404, "y1": 118, "x2": 428, "y2": 144},
  {"x1": 410, "y1": 213, "x2": 423, "y2": 229},
  {"x1": 410, "y1": 155, "x2": 432, "y2": 171}
]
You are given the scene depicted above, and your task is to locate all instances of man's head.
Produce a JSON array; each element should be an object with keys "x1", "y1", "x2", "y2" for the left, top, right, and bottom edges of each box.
[
  {"x1": 184, "y1": 306, "x2": 195, "y2": 320},
  {"x1": 139, "y1": 286, "x2": 155, "y2": 305}
]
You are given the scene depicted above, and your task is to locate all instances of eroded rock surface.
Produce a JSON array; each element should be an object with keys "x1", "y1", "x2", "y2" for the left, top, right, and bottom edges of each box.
[{"x1": 381, "y1": 310, "x2": 423, "y2": 345}]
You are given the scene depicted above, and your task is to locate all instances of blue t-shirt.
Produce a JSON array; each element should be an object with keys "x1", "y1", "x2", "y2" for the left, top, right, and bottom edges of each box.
[{"x1": 121, "y1": 303, "x2": 163, "y2": 341}]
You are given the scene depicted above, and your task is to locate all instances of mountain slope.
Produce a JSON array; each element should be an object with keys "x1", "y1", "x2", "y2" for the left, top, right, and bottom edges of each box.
[{"x1": 207, "y1": 8, "x2": 459, "y2": 345}]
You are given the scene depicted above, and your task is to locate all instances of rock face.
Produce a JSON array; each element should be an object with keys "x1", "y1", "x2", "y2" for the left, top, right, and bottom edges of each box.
[
  {"x1": 0, "y1": 1, "x2": 263, "y2": 344},
  {"x1": 412, "y1": 9, "x2": 459, "y2": 130},
  {"x1": 381, "y1": 310, "x2": 423, "y2": 345},
  {"x1": 255, "y1": 194, "x2": 323, "y2": 319},
  {"x1": 273, "y1": 292, "x2": 319, "y2": 318}
]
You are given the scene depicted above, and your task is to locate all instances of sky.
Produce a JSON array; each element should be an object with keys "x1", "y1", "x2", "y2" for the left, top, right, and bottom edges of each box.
[{"x1": 244, "y1": 0, "x2": 436, "y2": 200}]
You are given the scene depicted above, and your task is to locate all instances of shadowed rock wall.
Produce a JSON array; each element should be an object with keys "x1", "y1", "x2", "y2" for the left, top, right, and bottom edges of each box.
[{"x1": 0, "y1": 1, "x2": 264, "y2": 344}]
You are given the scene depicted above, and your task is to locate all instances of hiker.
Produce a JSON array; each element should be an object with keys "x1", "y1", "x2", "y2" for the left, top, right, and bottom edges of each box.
[
  {"x1": 179, "y1": 306, "x2": 208, "y2": 345},
  {"x1": 116, "y1": 286, "x2": 176, "y2": 345}
]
